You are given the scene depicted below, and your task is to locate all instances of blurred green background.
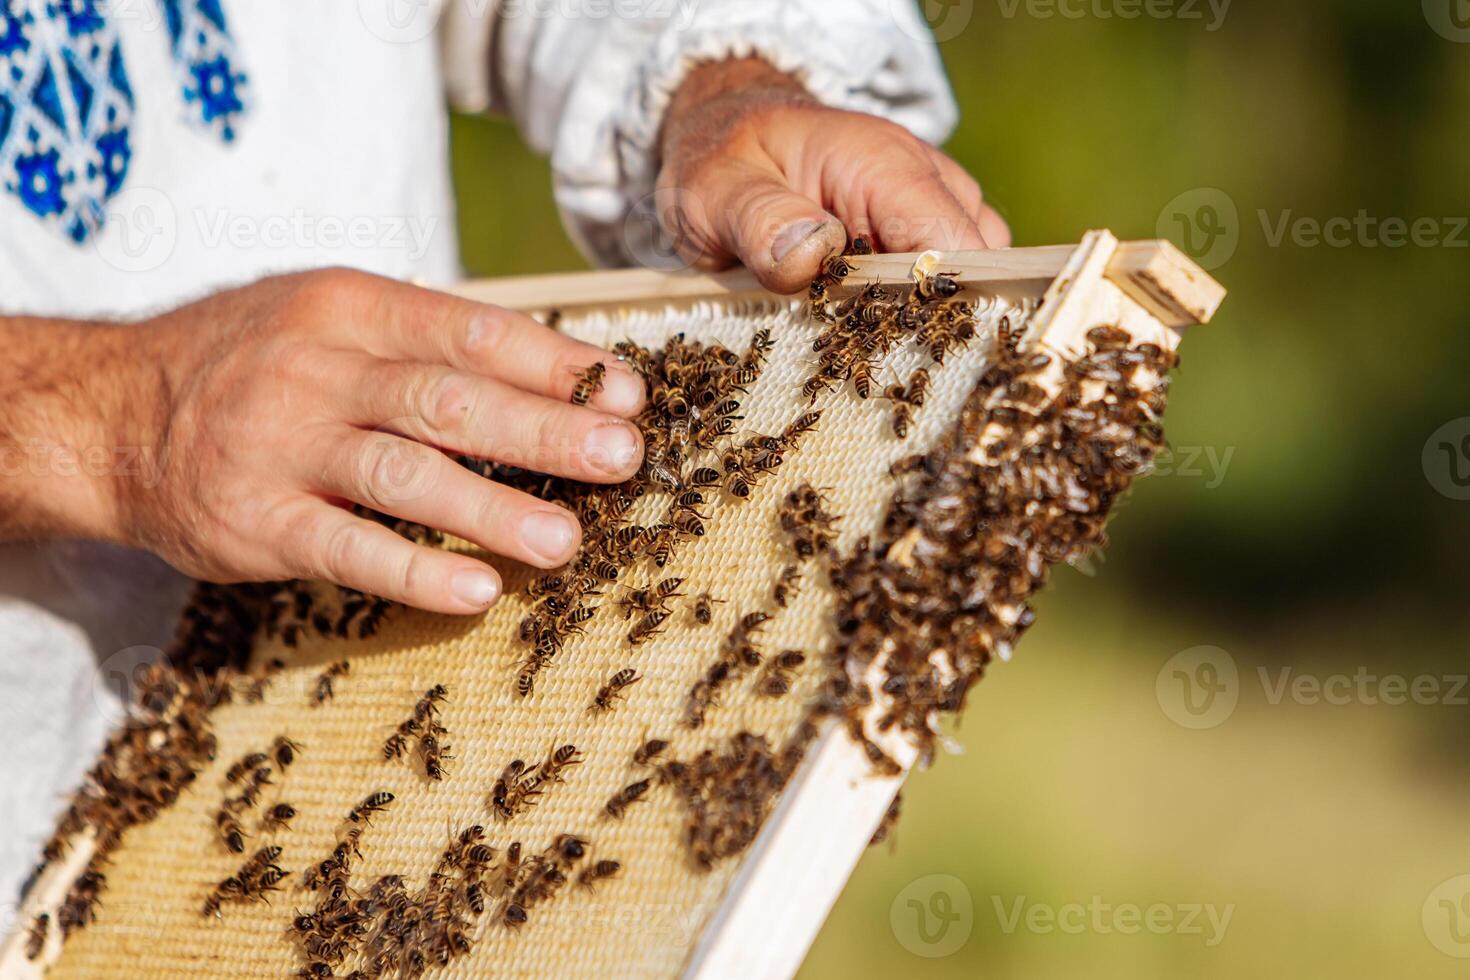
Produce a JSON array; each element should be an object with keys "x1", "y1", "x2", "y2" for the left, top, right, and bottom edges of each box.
[{"x1": 449, "y1": 2, "x2": 1470, "y2": 975}]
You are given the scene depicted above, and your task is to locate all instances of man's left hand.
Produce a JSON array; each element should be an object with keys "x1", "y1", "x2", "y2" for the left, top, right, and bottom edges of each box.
[{"x1": 658, "y1": 57, "x2": 1011, "y2": 294}]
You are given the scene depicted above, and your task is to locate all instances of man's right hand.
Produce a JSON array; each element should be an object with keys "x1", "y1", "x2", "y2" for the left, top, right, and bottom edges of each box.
[{"x1": 4, "y1": 268, "x2": 647, "y2": 614}]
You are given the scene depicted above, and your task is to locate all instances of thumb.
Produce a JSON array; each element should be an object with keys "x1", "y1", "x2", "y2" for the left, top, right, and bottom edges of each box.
[{"x1": 679, "y1": 161, "x2": 848, "y2": 295}]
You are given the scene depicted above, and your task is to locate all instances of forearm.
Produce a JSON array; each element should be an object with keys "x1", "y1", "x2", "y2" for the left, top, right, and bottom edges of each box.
[{"x1": 0, "y1": 316, "x2": 153, "y2": 544}]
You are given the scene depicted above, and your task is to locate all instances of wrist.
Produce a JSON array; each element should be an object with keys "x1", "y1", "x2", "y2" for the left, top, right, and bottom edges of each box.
[
  {"x1": 661, "y1": 56, "x2": 816, "y2": 159},
  {"x1": 0, "y1": 317, "x2": 165, "y2": 545}
]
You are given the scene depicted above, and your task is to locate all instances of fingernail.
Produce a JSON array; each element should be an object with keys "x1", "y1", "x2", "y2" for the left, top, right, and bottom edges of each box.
[
  {"x1": 584, "y1": 422, "x2": 641, "y2": 475},
  {"x1": 772, "y1": 219, "x2": 826, "y2": 264},
  {"x1": 520, "y1": 510, "x2": 579, "y2": 564},
  {"x1": 594, "y1": 365, "x2": 647, "y2": 416},
  {"x1": 451, "y1": 567, "x2": 500, "y2": 609}
]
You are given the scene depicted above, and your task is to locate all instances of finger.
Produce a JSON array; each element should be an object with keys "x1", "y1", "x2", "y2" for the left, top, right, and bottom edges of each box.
[
  {"x1": 925, "y1": 147, "x2": 985, "y2": 223},
  {"x1": 281, "y1": 498, "x2": 503, "y2": 614},
  {"x1": 979, "y1": 203, "x2": 1013, "y2": 249},
  {"x1": 333, "y1": 356, "x2": 644, "y2": 482},
  {"x1": 924, "y1": 148, "x2": 1014, "y2": 248},
  {"x1": 312, "y1": 429, "x2": 585, "y2": 569},
  {"x1": 866, "y1": 168, "x2": 989, "y2": 254},
  {"x1": 670, "y1": 159, "x2": 848, "y2": 295},
  {"x1": 320, "y1": 270, "x2": 646, "y2": 416}
]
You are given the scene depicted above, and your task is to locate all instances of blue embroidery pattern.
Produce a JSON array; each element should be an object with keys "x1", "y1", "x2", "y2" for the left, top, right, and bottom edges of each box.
[
  {"x1": 160, "y1": 0, "x2": 247, "y2": 142},
  {"x1": 0, "y1": 0, "x2": 247, "y2": 243},
  {"x1": 0, "y1": 1, "x2": 134, "y2": 242}
]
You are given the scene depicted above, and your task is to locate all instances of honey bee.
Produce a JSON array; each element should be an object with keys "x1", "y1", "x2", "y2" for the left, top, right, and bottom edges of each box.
[
  {"x1": 226, "y1": 751, "x2": 268, "y2": 784},
  {"x1": 312, "y1": 660, "x2": 349, "y2": 706},
  {"x1": 692, "y1": 592, "x2": 723, "y2": 625},
  {"x1": 25, "y1": 912, "x2": 48, "y2": 960},
  {"x1": 782, "y1": 410, "x2": 822, "y2": 445},
  {"x1": 906, "y1": 368, "x2": 930, "y2": 407},
  {"x1": 570, "y1": 361, "x2": 607, "y2": 406},
  {"x1": 892, "y1": 403, "x2": 913, "y2": 439},
  {"x1": 272, "y1": 736, "x2": 303, "y2": 769},
  {"x1": 1086, "y1": 324, "x2": 1131, "y2": 349},
  {"x1": 758, "y1": 650, "x2": 806, "y2": 698},
  {"x1": 262, "y1": 803, "x2": 295, "y2": 832},
  {"x1": 502, "y1": 902, "x2": 528, "y2": 928},
  {"x1": 727, "y1": 471, "x2": 753, "y2": 499},
  {"x1": 348, "y1": 791, "x2": 394, "y2": 824},
  {"x1": 772, "y1": 565, "x2": 802, "y2": 607},
  {"x1": 577, "y1": 859, "x2": 622, "y2": 889},
  {"x1": 587, "y1": 559, "x2": 619, "y2": 582},
  {"x1": 540, "y1": 743, "x2": 584, "y2": 782},
  {"x1": 382, "y1": 717, "x2": 418, "y2": 759},
  {"x1": 850, "y1": 359, "x2": 875, "y2": 399},
  {"x1": 737, "y1": 611, "x2": 772, "y2": 635},
  {"x1": 847, "y1": 234, "x2": 874, "y2": 255},
  {"x1": 465, "y1": 881, "x2": 486, "y2": 915},
  {"x1": 591, "y1": 668, "x2": 642, "y2": 711},
  {"x1": 802, "y1": 373, "x2": 835, "y2": 402},
  {"x1": 414, "y1": 683, "x2": 450, "y2": 720},
  {"x1": 216, "y1": 811, "x2": 248, "y2": 858},
  {"x1": 633, "y1": 738, "x2": 669, "y2": 766},
  {"x1": 553, "y1": 834, "x2": 588, "y2": 864},
  {"x1": 419, "y1": 731, "x2": 451, "y2": 781},
  {"x1": 914, "y1": 270, "x2": 961, "y2": 303},
  {"x1": 687, "y1": 466, "x2": 721, "y2": 487},
  {"x1": 627, "y1": 610, "x2": 669, "y2": 646},
  {"x1": 603, "y1": 779, "x2": 652, "y2": 819}
]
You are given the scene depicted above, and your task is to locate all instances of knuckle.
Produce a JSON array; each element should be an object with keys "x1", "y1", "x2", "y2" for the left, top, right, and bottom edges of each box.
[
  {"x1": 317, "y1": 518, "x2": 366, "y2": 585},
  {"x1": 355, "y1": 434, "x2": 433, "y2": 509},
  {"x1": 395, "y1": 547, "x2": 436, "y2": 603},
  {"x1": 461, "y1": 306, "x2": 508, "y2": 360},
  {"x1": 417, "y1": 371, "x2": 475, "y2": 435}
]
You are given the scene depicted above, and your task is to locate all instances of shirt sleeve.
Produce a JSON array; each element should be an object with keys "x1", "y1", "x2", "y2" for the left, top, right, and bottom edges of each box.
[{"x1": 440, "y1": 0, "x2": 959, "y2": 268}]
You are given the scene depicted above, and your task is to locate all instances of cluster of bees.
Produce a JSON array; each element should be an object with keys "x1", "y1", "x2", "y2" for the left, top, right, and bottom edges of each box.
[
  {"x1": 779, "y1": 483, "x2": 841, "y2": 559},
  {"x1": 806, "y1": 248, "x2": 976, "y2": 440},
  {"x1": 289, "y1": 809, "x2": 620, "y2": 977},
  {"x1": 489, "y1": 744, "x2": 584, "y2": 822},
  {"x1": 202, "y1": 844, "x2": 289, "y2": 917},
  {"x1": 381, "y1": 685, "x2": 452, "y2": 781},
  {"x1": 815, "y1": 317, "x2": 1175, "y2": 769},
  {"x1": 214, "y1": 735, "x2": 301, "y2": 852},
  {"x1": 26, "y1": 659, "x2": 222, "y2": 955},
  {"x1": 498, "y1": 329, "x2": 823, "y2": 701},
  {"x1": 662, "y1": 729, "x2": 810, "y2": 871}
]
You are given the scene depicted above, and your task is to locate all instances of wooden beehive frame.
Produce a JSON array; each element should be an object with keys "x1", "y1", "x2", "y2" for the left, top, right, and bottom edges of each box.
[
  {"x1": 461, "y1": 232, "x2": 1222, "y2": 980},
  {"x1": 1, "y1": 234, "x2": 1222, "y2": 979}
]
